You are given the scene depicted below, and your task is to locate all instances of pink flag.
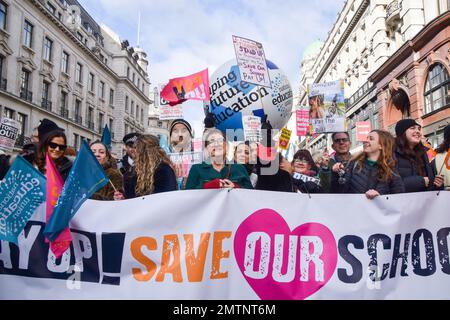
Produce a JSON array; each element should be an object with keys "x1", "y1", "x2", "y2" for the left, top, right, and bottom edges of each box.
[
  {"x1": 161, "y1": 69, "x2": 210, "y2": 106},
  {"x1": 45, "y1": 153, "x2": 72, "y2": 258}
]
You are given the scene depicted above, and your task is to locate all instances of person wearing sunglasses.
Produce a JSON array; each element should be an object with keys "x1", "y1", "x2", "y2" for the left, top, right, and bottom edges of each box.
[
  {"x1": 324, "y1": 132, "x2": 353, "y2": 193},
  {"x1": 34, "y1": 130, "x2": 72, "y2": 181},
  {"x1": 185, "y1": 128, "x2": 253, "y2": 190}
]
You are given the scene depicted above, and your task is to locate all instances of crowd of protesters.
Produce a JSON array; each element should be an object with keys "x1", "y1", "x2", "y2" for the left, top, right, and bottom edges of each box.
[{"x1": 0, "y1": 116, "x2": 449, "y2": 200}]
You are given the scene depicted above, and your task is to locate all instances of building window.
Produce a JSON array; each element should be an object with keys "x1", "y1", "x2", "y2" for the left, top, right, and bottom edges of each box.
[
  {"x1": 371, "y1": 112, "x2": 379, "y2": 130},
  {"x1": 3, "y1": 107, "x2": 13, "y2": 119},
  {"x1": 132, "y1": 73, "x2": 135, "y2": 84},
  {"x1": 75, "y1": 62, "x2": 82, "y2": 82},
  {"x1": 127, "y1": 67, "x2": 130, "y2": 78},
  {"x1": 46, "y1": 2, "x2": 56, "y2": 14},
  {"x1": 141, "y1": 108, "x2": 144, "y2": 124},
  {"x1": 125, "y1": 95, "x2": 129, "y2": 113},
  {"x1": 23, "y1": 20, "x2": 33, "y2": 48},
  {"x1": 20, "y1": 69, "x2": 31, "y2": 101},
  {"x1": 76, "y1": 32, "x2": 83, "y2": 42},
  {"x1": 109, "y1": 88, "x2": 114, "y2": 105},
  {"x1": 42, "y1": 81, "x2": 50, "y2": 108},
  {"x1": 99, "y1": 81, "x2": 105, "y2": 98},
  {"x1": 109, "y1": 118, "x2": 114, "y2": 137},
  {"x1": 17, "y1": 113, "x2": 26, "y2": 136},
  {"x1": 60, "y1": 91, "x2": 68, "y2": 117},
  {"x1": 73, "y1": 133, "x2": 79, "y2": 150},
  {"x1": 131, "y1": 101, "x2": 134, "y2": 116},
  {"x1": 43, "y1": 37, "x2": 53, "y2": 61},
  {"x1": 98, "y1": 112, "x2": 104, "y2": 133},
  {"x1": 74, "y1": 99, "x2": 81, "y2": 123},
  {"x1": 136, "y1": 104, "x2": 139, "y2": 119},
  {"x1": 61, "y1": 51, "x2": 69, "y2": 73},
  {"x1": 137, "y1": 78, "x2": 140, "y2": 88},
  {"x1": 88, "y1": 73, "x2": 94, "y2": 92},
  {"x1": 424, "y1": 63, "x2": 450, "y2": 114},
  {"x1": 87, "y1": 106, "x2": 94, "y2": 129},
  {"x1": 0, "y1": 1, "x2": 7, "y2": 30}
]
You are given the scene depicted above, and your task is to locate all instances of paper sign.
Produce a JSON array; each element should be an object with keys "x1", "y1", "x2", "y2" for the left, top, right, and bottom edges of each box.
[
  {"x1": 0, "y1": 117, "x2": 20, "y2": 150},
  {"x1": 308, "y1": 80, "x2": 346, "y2": 134},
  {"x1": 169, "y1": 152, "x2": 203, "y2": 178},
  {"x1": 278, "y1": 128, "x2": 292, "y2": 150},
  {"x1": 296, "y1": 106, "x2": 310, "y2": 137},
  {"x1": 356, "y1": 122, "x2": 372, "y2": 142},
  {"x1": 232, "y1": 35, "x2": 271, "y2": 88},
  {"x1": 242, "y1": 115, "x2": 262, "y2": 142},
  {"x1": 159, "y1": 103, "x2": 183, "y2": 120}
]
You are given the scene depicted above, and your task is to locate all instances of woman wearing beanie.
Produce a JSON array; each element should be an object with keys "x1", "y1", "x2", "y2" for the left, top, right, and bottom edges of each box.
[
  {"x1": 432, "y1": 124, "x2": 450, "y2": 190},
  {"x1": 394, "y1": 119, "x2": 444, "y2": 192},
  {"x1": 339, "y1": 130, "x2": 404, "y2": 199}
]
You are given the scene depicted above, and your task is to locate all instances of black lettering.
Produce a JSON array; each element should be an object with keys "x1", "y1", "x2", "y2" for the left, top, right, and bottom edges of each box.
[
  {"x1": 437, "y1": 228, "x2": 450, "y2": 275},
  {"x1": 337, "y1": 235, "x2": 363, "y2": 283},
  {"x1": 367, "y1": 234, "x2": 391, "y2": 281},
  {"x1": 412, "y1": 229, "x2": 436, "y2": 276},
  {"x1": 390, "y1": 233, "x2": 410, "y2": 278}
]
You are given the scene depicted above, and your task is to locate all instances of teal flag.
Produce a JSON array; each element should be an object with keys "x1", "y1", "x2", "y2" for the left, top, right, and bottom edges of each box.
[
  {"x1": 43, "y1": 141, "x2": 109, "y2": 242},
  {"x1": 0, "y1": 156, "x2": 46, "y2": 244},
  {"x1": 101, "y1": 124, "x2": 112, "y2": 150}
]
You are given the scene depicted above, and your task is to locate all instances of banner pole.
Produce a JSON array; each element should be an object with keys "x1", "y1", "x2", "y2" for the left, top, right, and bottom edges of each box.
[{"x1": 109, "y1": 180, "x2": 118, "y2": 193}]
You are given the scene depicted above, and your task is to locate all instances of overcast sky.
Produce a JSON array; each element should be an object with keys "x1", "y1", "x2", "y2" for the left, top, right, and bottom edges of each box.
[{"x1": 77, "y1": 0, "x2": 344, "y2": 134}]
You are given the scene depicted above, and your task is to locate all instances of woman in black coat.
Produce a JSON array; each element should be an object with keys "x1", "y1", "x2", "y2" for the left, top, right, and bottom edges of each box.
[
  {"x1": 394, "y1": 119, "x2": 444, "y2": 193},
  {"x1": 339, "y1": 130, "x2": 404, "y2": 199}
]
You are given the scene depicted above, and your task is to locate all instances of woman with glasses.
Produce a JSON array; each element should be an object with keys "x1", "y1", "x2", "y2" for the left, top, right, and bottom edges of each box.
[
  {"x1": 90, "y1": 141, "x2": 125, "y2": 201},
  {"x1": 394, "y1": 119, "x2": 444, "y2": 192},
  {"x1": 185, "y1": 128, "x2": 253, "y2": 190},
  {"x1": 291, "y1": 149, "x2": 322, "y2": 193},
  {"x1": 339, "y1": 130, "x2": 404, "y2": 199},
  {"x1": 34, "y1": 130, "x2": 72, "y2": 181}
]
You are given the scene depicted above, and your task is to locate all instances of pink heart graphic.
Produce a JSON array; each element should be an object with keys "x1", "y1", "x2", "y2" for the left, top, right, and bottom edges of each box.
[{"x1": 234, "y1": 208, "x2": 337, "y2": 300}]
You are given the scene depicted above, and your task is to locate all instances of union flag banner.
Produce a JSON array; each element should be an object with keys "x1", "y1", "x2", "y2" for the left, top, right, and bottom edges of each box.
[{"x1": 161, "y1": 69, "x2": 210, "y2": 106}]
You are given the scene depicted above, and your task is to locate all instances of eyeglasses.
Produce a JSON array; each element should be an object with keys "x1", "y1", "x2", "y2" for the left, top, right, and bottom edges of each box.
[
  {"x1": 333, "y1": 138, "x2": 350, "y2": 144},
  {"x1": 206, "y1": 138, "x2": 225, "y2": 146},
  {"x1": 293, "y1": 159, "x2": 309, "y2": 164},
  {"x1": 48, "y1": 142, "x2": 67, "y2": 151}
]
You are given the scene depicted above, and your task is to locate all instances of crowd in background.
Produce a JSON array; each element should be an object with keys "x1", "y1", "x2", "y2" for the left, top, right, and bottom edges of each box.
[{"x1": 0, "y1": 116, "x2": 449, "y2": 201}]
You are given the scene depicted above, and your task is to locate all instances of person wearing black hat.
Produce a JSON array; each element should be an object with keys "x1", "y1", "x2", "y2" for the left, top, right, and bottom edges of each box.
[
  {"x1": 394, "y1": 119, "x2": 444, "y2": 192},
  {"x1": 118, "y1": 132, "x2": 141, "y2": 198},
  {"x1": 432, "y1": 124, "x2": 450, "y2": 190},
  {"x1": 169, "y1": 119, "x2": 193, "y2": 153}
]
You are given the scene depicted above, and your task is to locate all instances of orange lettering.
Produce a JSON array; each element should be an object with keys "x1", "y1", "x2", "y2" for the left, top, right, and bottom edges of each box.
[
  {"x1": 210, "y1": 231, "x2": 231, "y2": 279},
  {"x1": 184, "y1": 233, "x2": 210, "y2": 282},
  {"x1": 130, "y1": 237, "x2": 157, "y2": 282},
  {"x1": 156, "y1": 234, "x2": 183, "y2": 282}
]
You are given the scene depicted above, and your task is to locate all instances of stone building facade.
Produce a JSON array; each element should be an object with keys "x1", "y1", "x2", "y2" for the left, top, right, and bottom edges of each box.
[{"x1": 0, "y1": 0, "x2": 151, "y2": 156}]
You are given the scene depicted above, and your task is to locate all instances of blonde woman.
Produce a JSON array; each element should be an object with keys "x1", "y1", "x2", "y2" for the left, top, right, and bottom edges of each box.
[{"x1": 126, "y1": 134, "x2": 177, "y2": 198}]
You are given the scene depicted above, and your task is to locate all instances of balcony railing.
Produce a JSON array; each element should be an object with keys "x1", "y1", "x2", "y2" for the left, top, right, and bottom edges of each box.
[
  {"x1": 41, "y1": 98, "x2": 52, "y2": 110},
  {"x1": 386, "y1": 0, "x2": 401, "y2": 24},
  {"x1": 60, "y1": 108, "x2": 69, "y2": 119},
  {"x1": 346, "y1": 81, "x2": 375, "y2": 111},
  {"x1": 20, "y1": 88, "x2": 33, "y2": 102},
  {"x1": 0, "y1": 78, "x2": 6, "y2": 91},
  {"x1": 73, "y1": 115, "x2": 82, "y2": 125},
  {"x1": 87, "y1": 121, "x2": 95, "y2": 130}
]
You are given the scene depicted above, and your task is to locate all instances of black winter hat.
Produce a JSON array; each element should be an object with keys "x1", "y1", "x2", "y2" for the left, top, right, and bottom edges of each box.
[
  {"x1": 37, "y1": 118, "x2": 62, "y2": 140},
  {"x1": 395, "y1": 118, "x2": 420, "y2": 137},
  {"x1": 169, "y1": 119, "x2": 193, "y2": 138},
  {"x1": 204, "y1": 112, "x2": 216, "y2": 129},
  {"x1": 122, "y1": 132, "x2": 141, "y2": 146},
  {"x1": 444, "y1": 124, "x2": 450, "y2": 141}
]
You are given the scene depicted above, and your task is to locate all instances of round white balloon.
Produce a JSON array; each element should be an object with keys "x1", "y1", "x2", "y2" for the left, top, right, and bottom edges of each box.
[{"x1": 205, "y1": 59, "x2": 293, "y2": 131}]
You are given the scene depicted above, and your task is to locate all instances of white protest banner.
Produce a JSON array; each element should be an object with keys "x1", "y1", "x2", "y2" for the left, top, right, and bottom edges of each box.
[
  {"x1": 1, "y1": 190, "x2": 450, "y2": 300},
  {"x1": 292, "y1": 172, "x2": 321, "y2": 186},
  {"x1": 232, "y1": 35, "x2": 271, "y2": 88},
  {"x1": 0, "y1": 117, "x2": 20, "y2": 150},
  {"x1": 308, "y1": 80, "x2": 346, "y2": 134},
  {"x1": 242, "y1": 115, "x2": 262, "y2": 142}
]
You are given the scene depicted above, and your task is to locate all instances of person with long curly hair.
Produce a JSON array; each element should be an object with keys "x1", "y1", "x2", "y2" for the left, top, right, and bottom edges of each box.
[
  {"x1": 34, "y1": 130, "x2": 72, "y2": 181},
  {"x1": 338, "y1": 130, "x2": 404, "y2": 199},
  {"x1": 394, "y1": 119, "x2": 444, "y2": 192},
  {"x1": 125, "y1": 134, "x2": 177, "y2": 198}
]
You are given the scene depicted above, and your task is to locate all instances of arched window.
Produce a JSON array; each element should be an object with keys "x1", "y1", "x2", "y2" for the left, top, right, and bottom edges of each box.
[{"x1": 424, "y1": 63, "x2": 450, "y2": 114}]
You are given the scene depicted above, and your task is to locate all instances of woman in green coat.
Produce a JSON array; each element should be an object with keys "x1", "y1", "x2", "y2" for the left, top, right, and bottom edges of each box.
[{"x1": 185, "y1": 129, "x2": 253, "y2": 190}]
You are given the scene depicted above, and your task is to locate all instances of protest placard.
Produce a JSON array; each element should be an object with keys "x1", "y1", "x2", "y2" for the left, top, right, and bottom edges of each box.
[
  {"x1": 0, "y1": 117, "x2": 20, "y2": 150},
  {"x1": 278, "y1": 128, "x2": 292, "y2": 150},
  {"x1": 296, "y1": 106, "x2": 310, "y2": 137},
  {"x1": 232, "y1": 35, "x2": 271, "y2": 88},
  {"x1": 242, "y1": 115, "x2": 262, "y2": 142},
  {"x1": 356, "y1": 121, "x2": 372, "y2": 141}
]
